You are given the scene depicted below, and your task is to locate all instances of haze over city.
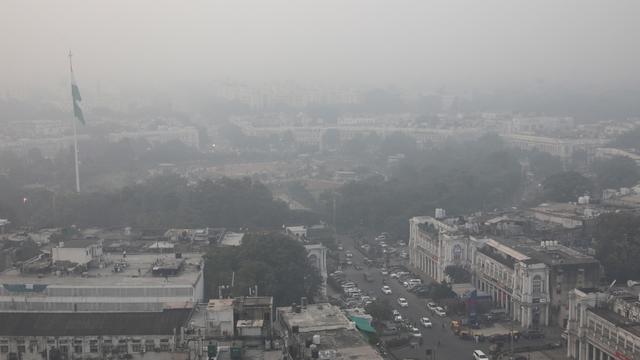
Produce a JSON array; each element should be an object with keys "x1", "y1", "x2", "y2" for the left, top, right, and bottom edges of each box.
[
  {"x1": 2, "y1": 1, "x2": 640, "y2": 99},
  {"x1": 1, "y1": 2, "x2": 640, "y2": 360}
]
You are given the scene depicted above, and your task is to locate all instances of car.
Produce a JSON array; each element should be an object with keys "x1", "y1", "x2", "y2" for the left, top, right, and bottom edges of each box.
[
  {"x1": 397, "y1": 298, "x2": 409, "y2": 307},
  {"x1": 381, "y1": 286, "x2": 392, "y2": 295},
  {"x1": 392, "y1": 309, "x2": 400, "y2": 316},
  {"x1": 380, "y1": 268, "x2": 389, "y2": 275},
  {"x1": 473, "y1": 350, "x2": 489, "y2": 360},
  {"x1": 346, "y1": 260, "x2": 353, "y2": 265},
  {"x1": 353, "y1": 264, "x2": 362, "y2": 270},
  {"x1": 420, "y1": 317, "x2": 433, "y2": 328},
  {"x1": 345, "y1": 252, "x2": 353, "y2": 258},
  {"x1": 427, "y1": 302, "x2": 438, "y2": 311},
  {"x1": 393, "y1": 314, "x2": 403, "y2": 322},
  {"x1": 337, "y1": 245, "x2": 343, "y2": 251},
  {"x1": 409, "y1": 327, "x2": 422, "y2": 338},
  {"x1": 390, "y1": 273, "x2": 399, "y2": 279},
  {"x1": 434, "y1": 307, "x2": 446, "y2": 317}
]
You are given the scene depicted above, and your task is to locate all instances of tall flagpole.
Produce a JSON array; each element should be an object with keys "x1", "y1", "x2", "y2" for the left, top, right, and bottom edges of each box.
[{"x1": 69, "y1": 51, "x2": 80, "y2": 193}]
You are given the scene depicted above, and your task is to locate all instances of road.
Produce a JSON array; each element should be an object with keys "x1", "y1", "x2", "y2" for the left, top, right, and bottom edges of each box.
[{"x1": 336, "y1": 234, "x2": 490, "y2": 360}]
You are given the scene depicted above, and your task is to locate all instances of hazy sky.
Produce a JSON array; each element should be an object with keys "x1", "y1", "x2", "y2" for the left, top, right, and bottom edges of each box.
[{"x1": 2, "y1": 0, "x2": 639, "y2": 97}]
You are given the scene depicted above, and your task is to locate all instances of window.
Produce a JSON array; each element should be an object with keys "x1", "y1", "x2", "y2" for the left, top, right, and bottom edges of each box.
[
  {"x1": 132, "y1": 340, "x2": 142, "y2": 352},
  {"x1": 532, "y1": 275, "x2": 543, "y2": 295},
  {"x1": 117, "y1": 339, "x2": 128, "y2": 353},
  {"x1": 0, "y1": 346, "x2": 8, "y2": 353},
  {"x1": 103, "y1": 339, "x2": 113, "y2": 352},
  {"x1": 89, "y1": 340, "x2": 98, "y2": 353},
  {"x1": 159, "y1": 339, "x2": 170, "y2": 351},
  {"x1": 453, "y1": 245, "x2": 462, "y2": 261},
  {"x1": 74, "y1": 340, "x2": 83, "y2": 354},
  {"x1": 29, "y1": 341, "x2": 38, "y2": 353},
  {"x1": 145, "y1": 339, "x2": 155, "y2": 351}
]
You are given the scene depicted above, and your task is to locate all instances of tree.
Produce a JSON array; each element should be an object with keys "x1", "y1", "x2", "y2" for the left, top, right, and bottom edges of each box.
[
  {"x1": 594, "y1": 213, "x2": 640, "y2": 282},
  {"x1": 541, "y1": 171, "x2": 592, "y2": 202},
  {"x1": 529, "y1": 151, "x2": 564, "y2": 179},
  {"x1": 429, "y1": 282, "x2": 456, "y2": 301},
  {"x1": 592, "y1": 156, "x2": 640, "y2": 189},
  {"x1": 365, "y1": 299, "x2": 392, "y2": 321},
  {"x1": 444, "y1": 265, "x2": 471, "y2": 284},
  {"x1": 204, "y1": 232, "x2": 321, "y2": 306}
]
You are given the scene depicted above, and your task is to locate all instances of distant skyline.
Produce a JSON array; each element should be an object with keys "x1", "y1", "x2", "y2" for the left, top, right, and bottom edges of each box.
[{"x1": 2, "y1": 1, "x2": 640, "y2": 101}]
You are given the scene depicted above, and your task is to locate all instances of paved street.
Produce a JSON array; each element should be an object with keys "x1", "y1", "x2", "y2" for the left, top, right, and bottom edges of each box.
[
  {"x1": 336, "y1": 234, "x2": 491, "y2": 360},
  {"x1": 334, "y1": 234, "x2": 559, "y2": 360}
]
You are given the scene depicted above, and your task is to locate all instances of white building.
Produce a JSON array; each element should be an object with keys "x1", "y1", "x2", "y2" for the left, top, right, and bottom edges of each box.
[
  {"x1": 566, "y1": 288, "x2": 640, "y2": 360},
  {"x1": 0, "y1": 252, "x2": 205, "y2": 312},
  {"x1": 51, "y1": 239, "x2": 103, "y2": 266},
  {"x1": 409, "y1": 215, "x2": 600, "y2": 328}
]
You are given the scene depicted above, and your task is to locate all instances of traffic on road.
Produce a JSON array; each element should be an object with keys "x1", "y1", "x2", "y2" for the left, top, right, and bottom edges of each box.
[{"x1": 328, "y1": 233, "x2": 557, "y2": 360}]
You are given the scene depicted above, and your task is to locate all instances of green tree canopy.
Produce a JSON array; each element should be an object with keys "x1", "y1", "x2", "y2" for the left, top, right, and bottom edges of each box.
[
  {"x1": 592, "y1": 156, "x2": 640, "y2": 189},
  {"x1": 528, "y1": 151, "x2": 564, "y2": 179},
  {"x1": 595, "y1": 213, "x2": 640, "y2": 281},
  {"x1": 204, "y1": 232, "x2": 321, "y2": 306},
  {"x1": 365, "y1": 299, "x2": 393, "y2": 321},
  {"x1": 541, "y1": 171, "x2": 592, "y2": 202}
]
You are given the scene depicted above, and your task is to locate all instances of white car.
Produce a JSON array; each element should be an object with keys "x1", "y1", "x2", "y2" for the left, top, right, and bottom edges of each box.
[
  {"x1": 427, "y1": 302, "x2": 438, "y2": 311},
  {"x1": 409, "y1": 326, "x2": 422, "y2": 338},
  {"x1": 397, "y1": 297, "x2": 409, "y2": 307},
  {"x1": 473, "y1": 350, "x2": 489, "y2": 360},
  {"x1": 434, "y1": 307, "x2": 447, "y2": 317},
  {"x1": 380, "y1": 268, "x2": 389, "y2": 275},
  {"x1": 420, "y1": 317, "x2": 433, "y2": 328},
  {"x1": 393, "y1": 314, "x2": 403, "y2": 322},
  {"x1": 390, "y1": 273, "x2": 399, "y2": 279},
  {"x1": 381, "y1": 285, "x2": 392, "y2": 295}
]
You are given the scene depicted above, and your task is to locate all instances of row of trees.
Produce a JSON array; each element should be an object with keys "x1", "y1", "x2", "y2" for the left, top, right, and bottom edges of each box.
[
  {"x1": 539, "y1": 156, "x2": 640, "y2": 203},
  {"x1": 0, "y1": 174, "x2": 317, "y2": 230},
  {"x1": 322, "y1": 134, "x2": 524, "y2": 238}
]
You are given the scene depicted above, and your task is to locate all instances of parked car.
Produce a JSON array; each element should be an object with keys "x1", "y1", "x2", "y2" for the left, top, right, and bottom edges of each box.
[
  {"x1": 397, "y1": 298, "x2": 409, "y2": 307},
  {"x1": 434, "y1": 307, "x2": 446, "y2": 317},
  {"x1": 420, "y1": 317, "x2": 433, "y2": 328},
  {"x1": 473, "y1": 350, "x2": 489, "y2": 360},
  {"x1": 382, "y1": 286, "x2": 392, "y2": 295},
  {"x1": 427, "y1": 302, "x2": 438, "y2": 311},
  {"x1": 409, "y1": 326, "x2": 422, "y2": 338},
  {"x1": 380, "y1": 268, "x2": 389, "y2": 275}
]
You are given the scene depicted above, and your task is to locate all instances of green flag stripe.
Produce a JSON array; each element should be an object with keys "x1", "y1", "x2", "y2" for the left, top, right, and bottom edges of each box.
[{"x1": 71, "y1": 82, "x2": 85, "y2": 125}]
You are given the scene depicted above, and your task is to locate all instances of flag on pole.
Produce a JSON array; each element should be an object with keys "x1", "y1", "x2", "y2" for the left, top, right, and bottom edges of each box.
[{"x1": 71, "y1": 72, "x2": 85, "y2": 125}]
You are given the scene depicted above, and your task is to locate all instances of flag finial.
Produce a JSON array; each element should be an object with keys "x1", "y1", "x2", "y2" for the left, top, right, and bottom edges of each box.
[{"x1": 68, "y1": 50, "x2": 73, "y2": 72}]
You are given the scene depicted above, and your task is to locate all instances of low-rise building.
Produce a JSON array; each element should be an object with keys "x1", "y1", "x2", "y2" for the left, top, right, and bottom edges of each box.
[
  {"x1": 276, "y1": 303, "x2": 383, "y2": 360},
  {"x1": 0, "y1": 252, "x2": 204, "y2": 312},
  {"x1": 0, "y1": 309, "x2": 192, "y2": 360}
]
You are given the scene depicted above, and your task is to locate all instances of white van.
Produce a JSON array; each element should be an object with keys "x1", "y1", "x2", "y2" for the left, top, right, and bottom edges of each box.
[{"x1": 473, "y1": 350, "x2": 488, "y2": 360}]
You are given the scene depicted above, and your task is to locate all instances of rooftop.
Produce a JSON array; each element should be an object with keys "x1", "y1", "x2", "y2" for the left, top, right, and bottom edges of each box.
[
  {"x1": 208, "y1": 299, "x2": 235, "y2": 312},
  {"x1": 0, "y1": 309, "x2": 191, "y2": 336},
  {"x1": 297, "y1": 328, "x2": 383, "y2": 360},
  {"x1": 220, "y1": 232, "x2": 244, "y2": 247},
  {"x1": 588, "y1": 307, "x2": 640, "y2": 338},
  {"x1": 480, "y1": 236, "x2": 598, "y2": 267},
  {"x1": 278, "y1": 303, "x2": 352, "y2": 333},
  {"x1": 0, "y1": 252, "x2": 203, "y2": 287}
]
